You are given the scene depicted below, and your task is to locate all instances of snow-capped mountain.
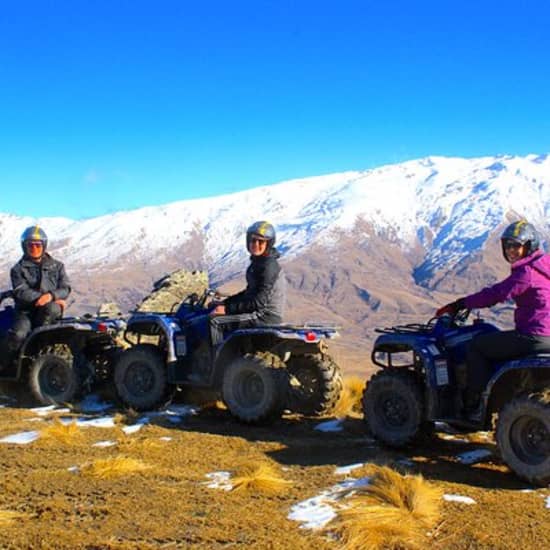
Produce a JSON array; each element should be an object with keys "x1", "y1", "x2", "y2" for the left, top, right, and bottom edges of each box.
[
  {"x1": 1, "y1": 153, "x2": 548, "y2": 271},
  {"x1": 1, "y1": 153, "x2": 549, "y2": 368}
]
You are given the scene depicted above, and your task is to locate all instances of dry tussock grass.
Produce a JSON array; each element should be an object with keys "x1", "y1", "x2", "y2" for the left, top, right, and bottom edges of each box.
[
  {"x1": 333, "y1": 376, "x2": 366, "y2": 418},
  {"x1": 39, "y1": 420, "x2": 85, "y2": 445},
  {"x1": 329, "y1": 465, "x2": 442, "y2": 550},
  {"x1": 114, "y1": 410, "x2": 140, "y2": 425},
  {"x1": 119, "y1": 437, "x2": 165, "y2": 451},
  {"x1": 80, "y1": 456, "x2": 150, "y2": 478},
  {"x1": 0, "y1": 510, "x2": 27, "y2": 526},
  {"x1": 231, "y1": 461, "x2": 293, "y2": 494}
]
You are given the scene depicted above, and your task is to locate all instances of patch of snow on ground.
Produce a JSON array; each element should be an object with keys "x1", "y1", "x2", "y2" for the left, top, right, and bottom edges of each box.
[
  {"x1": 546, "y1": 496, "x2": 550, "y2": 509},
  {"x1": 31, "y1": 405, "x2": 71, "y2": 416},
  {"x1": 79, "y1": 394, "x2": 113, "y2": 413},
  {"x1": 0, "y1": 430, "x2": 40, "y2": 444},
  {"x1": 59, "y1": 415, "x2": 117, "y2": 428},
  {"x1": 92, "y1": 440, "x2": 117, "y2": 448},
  {"x1": 122, "y1": 423, "x2": 145, "y2": 434},
  {"x1": 205, "y1": 471, "x2": 233, "y2": 491},
  {"x1": 288, "y1": 477, "x2": 371, "y2": 530},
  {"x1": 163, "y1": 404, "x2": 199, "y2": 417},
  {"x1": 314, "y1": 419, "x2": 344, "y2": 432},
  {"x1": 334, "y1": 463, "x2": 364, "y2": 475},
  {"x1": 288, "y1": 496, "x2": 337, "y2": 530},
  {"x1": 456, "y1": 449, "x2": 492, "y2": 465},
  {"x1": 443, "y1": 494, "x2": 476, "y2": 505}
]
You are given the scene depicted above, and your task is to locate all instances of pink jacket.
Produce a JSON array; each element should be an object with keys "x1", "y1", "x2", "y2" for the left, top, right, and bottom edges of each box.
[{"x1": 464, "y1": 250, "x2": 550, "y2": 336}]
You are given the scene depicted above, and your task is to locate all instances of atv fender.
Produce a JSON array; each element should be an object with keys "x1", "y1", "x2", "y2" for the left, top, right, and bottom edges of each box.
[
  {"x1": 485, "y1": 358, "x2": 550, "y2": 415},
  {"x1": 16, "y1": 323, "x2": 94, "y2": 379},
  {"x1": 125, "y1": 314, "x2": 180, "y2": 363}
]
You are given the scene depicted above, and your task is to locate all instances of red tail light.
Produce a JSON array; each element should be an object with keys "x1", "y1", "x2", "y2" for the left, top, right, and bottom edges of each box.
[
  {"x1": 97, "y1": 322, "x2": 108, "y2": 332},
  {"x1": 304, "y1": 331, "x2": 317, "y2": 342}
]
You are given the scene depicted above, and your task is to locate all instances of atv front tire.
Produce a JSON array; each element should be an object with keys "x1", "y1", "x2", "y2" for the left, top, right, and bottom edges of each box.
[
  {"x1": 496, "y1": 392, "x2": 550, "y2": 487},
  {"x1": 362, "y1": 369, "x2": 424, "y2": 447},
  {"x1": 286, "y1": 354, "x2": 343, "y2": 416},
  {"x1": 29, "y1": 353, "x2": 79, "y2": 405},
  {"x1": 222, "y1": 352, "x2": 287, "y2": 423},
  {"x1": 114, "y1": 345, "x2": 167, "y2": 411}
]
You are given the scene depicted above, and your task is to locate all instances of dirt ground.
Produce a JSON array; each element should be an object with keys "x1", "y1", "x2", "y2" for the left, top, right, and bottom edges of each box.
[{"x1": 0, "y1": 391, "x2": 548, "y2": 550}]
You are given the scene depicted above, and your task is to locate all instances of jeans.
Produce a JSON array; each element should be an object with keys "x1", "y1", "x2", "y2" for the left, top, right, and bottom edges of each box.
[{"x1": 7, "y1": 302, "x2": 63, "y2": 352}]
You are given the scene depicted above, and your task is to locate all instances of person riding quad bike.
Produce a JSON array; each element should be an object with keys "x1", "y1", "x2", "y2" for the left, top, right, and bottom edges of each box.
[
  {"x1": 4, "y1": 225, "x2": 71, "y2": 363},
  {"x1": 437, "y1": 220, "x2": 550, "y2": 420},
  {"x1": 209, "y1": 220, "x2": 286, "y2": 344}
]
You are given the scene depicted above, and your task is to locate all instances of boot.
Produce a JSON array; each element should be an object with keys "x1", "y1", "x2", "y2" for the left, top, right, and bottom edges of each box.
[{"x1": 463, "y1": 390, "x2": 483, "y2": 422}]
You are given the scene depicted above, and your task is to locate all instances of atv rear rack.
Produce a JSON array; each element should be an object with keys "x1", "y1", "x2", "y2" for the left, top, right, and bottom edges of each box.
[{"x1": 375, "y1": 322, "x2": 435, "y2": 335}]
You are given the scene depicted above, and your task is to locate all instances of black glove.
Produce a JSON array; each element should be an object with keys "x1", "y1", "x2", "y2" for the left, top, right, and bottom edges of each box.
[{"x1": 435, "y1": 298, "x2": 465, "y2": 317}]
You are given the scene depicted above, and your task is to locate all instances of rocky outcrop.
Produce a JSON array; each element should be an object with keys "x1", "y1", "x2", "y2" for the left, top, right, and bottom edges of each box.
[{"x1": 136, "y1": 270, "x2": 209, "y2": 312}]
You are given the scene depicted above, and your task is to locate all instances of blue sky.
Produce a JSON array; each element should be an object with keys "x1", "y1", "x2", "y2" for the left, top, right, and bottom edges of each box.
[{"x1": 1, "y1": 1, "x2": 549, "y2": 219}]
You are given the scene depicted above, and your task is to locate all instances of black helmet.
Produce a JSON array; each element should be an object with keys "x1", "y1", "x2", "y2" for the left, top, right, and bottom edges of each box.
[
  {"x1": 246, "y1": 221, "x2": 276, "y2": 252},
  {"x1": 21, "y1": 225, "x2": 48, "y2": 255},
  {"x1": 500, "y1": 220, "x2": 540, "y2": 259}
]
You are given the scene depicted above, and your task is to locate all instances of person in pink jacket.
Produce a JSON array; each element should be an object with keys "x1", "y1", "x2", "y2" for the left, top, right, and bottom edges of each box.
[{"x1": 436, "y1": 220, "x2": 550, "y2": 419}]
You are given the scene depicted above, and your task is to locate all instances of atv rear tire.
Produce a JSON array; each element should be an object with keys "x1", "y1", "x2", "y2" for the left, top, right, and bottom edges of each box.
[
  {"x1": 362, "y1": 369, "x2": 424, "y2": 447},
  {"x1": 286, "y1": 354, "x2": 343, "y2": 416},
  {"x1": 28, "y1": 353, "x2": 79, "y2": 405},
  {"x1": 496, "y1": 392, "x2": 550, "y2": 487},
  {"x1": 222, "y1": 352, "x2": 287, "y2": 423},
  {"x1": 114, "y1": 345, "x2": 167, "y2": 411}
]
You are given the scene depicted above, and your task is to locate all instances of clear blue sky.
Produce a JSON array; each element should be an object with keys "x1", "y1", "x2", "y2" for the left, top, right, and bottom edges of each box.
[{"x1": 1, "y1": 1, "x2": 549, "y2": 219}]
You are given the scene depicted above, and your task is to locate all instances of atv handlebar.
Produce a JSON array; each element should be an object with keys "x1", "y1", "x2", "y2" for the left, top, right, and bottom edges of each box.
[
  {"x1": 434, "y1": 307, "x2": 471, "y2": 326},
  {"x1": 172, "y1": 288, "x2": 228, "y2": 314}
]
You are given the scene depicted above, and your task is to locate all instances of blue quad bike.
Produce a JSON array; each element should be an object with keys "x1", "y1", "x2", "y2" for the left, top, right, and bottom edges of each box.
[
  {"x1": 0, "y1": 290, "x2": 125, "y2": 405},
  {"x1": 113, "y1": 289, "x2": 344, "y2": 422},
  {"x1": 362, "y1": 309, "x2": 550, "y2": 486}
]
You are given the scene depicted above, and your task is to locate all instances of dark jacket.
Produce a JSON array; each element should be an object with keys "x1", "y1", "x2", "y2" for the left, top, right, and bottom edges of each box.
[
  {"x1": 464, "y1": 250, "x2": 550, "y2": 336},
  {"x1": 224, "y1": 248, "x2": 286, "y2": 323},
  {"x1": 10, "y1": 253, "x2": 71, "y2": 311}
]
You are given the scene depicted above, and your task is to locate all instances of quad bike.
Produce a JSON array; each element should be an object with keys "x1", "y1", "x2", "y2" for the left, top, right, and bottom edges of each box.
[
  {"x1": 362, "y1": 309, "x2": 550, "y2": 486},
  {"x1": 0, "y1": 290, "x2": 125, "y2": 405},
  {"x1": 113, "y1": 289, "x2": 343, "y2": 422}
]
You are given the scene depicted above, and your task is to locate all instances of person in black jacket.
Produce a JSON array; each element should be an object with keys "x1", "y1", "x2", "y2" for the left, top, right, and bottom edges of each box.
[
  {"x1": 210, "y1": 221, "x2": 286, "y2": 345},
  {"x1": 6, "y1": 226, "x2": 71, "y2": 354}
]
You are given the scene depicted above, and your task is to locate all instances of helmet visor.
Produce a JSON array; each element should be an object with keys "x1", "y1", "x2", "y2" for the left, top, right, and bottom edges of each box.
[{"x1": 502, "y1": 239, "x2": 523, "y2": 250}]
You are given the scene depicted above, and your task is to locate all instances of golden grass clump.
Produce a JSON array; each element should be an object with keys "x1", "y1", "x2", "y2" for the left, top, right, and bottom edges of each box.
[
  {"x1": 0, "y1": 510, "x2": 27, "y2": 526},
  {"x1": 333, "y1": 376, "x2": 366, "y2": 418},
  {"x1": 231, "y1": 461, "x2": 292, "y2": 494},
  {"x1": 80, "y1": 456, "x2": 150, "y2": 478},
  {"x1": 113, "y1": 410, "x2": 139, "y2": 425},
  {"x1": 329, "y1": 465, "x2": 442, "y2": 550},
  {"x1": 40, "y1": 420, "x2": 85, "y2": 445}
]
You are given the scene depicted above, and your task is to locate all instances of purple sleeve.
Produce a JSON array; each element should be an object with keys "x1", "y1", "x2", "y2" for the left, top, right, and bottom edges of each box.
[{"x1": 463, "y1": 268, "x2": 531, "y2": 309}]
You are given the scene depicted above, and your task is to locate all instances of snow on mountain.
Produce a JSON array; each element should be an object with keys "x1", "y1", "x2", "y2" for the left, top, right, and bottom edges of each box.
[{"x1": 1, "y1": 153, "x2": 549, "y2": 288}]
